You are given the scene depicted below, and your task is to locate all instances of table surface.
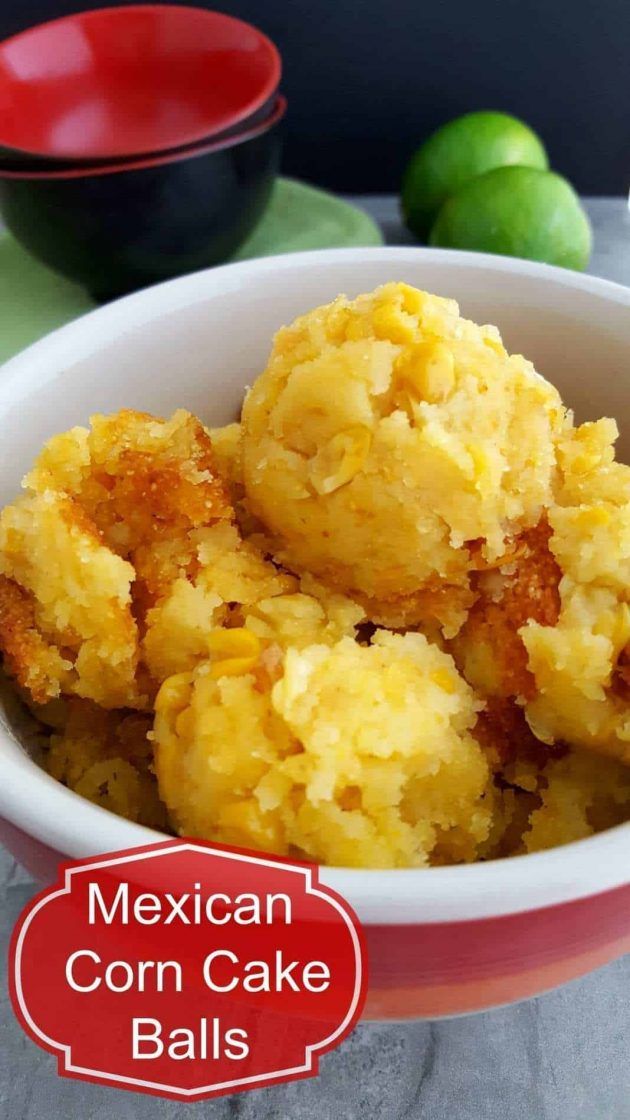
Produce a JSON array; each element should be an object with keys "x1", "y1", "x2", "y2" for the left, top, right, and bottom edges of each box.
[{"x1": 2, "y1": 194, "x2": 630, "y2": 1120}]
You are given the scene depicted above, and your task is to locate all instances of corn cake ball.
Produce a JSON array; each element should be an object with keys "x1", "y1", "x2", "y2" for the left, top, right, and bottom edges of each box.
[
  {"x1": 523, "y1": 421, "x2": 630, "y2": 765},
  {"x1": 0, "y1": 409, "x2": 231, "y2": 708},
  {"x1": 0, "y1": 410, "x2": 299, "y2": 708},
  {"x1": 27, "y1": 409, "x2": 230, "y2": 552},
  {"x1": 0, "y1": 409, "x2": 363, "y2": 710},
  {"x1": 453, "y1": 418, "x2": 630, "y2": 767},
  {"x1": 0, "y1": 491, "x2": 140, "y2": 707},
  {"x1": 40, "y1": 698, "x2": 167, "y2": 830},
  {"x1": 25, "y1": 408, "x2": 232, "y2": 609},
  {"x1": 241, "y1": 282, "x2": 567, "y2": 634},
  {"x1": 153, "y1": 630, "x2": 492, "y2": 868}
]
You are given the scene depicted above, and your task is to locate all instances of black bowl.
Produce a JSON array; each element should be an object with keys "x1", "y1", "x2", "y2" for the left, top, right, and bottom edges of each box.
[{"x1": 0, "y1": 96, "x2": 285, "y2": 301}]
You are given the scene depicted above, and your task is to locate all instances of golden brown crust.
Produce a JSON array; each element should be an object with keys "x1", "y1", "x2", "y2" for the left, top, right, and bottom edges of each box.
[
  {"x1": 473, "y1": 695, "x2": 567, "y2": 770},
  {"x1": 84, "y1": 414, "x2": 231, "y2": 551},
  {"x1": 0, "y1": 576, "x2": 68, "y2": 704},
  {"x1": 454, "y1": 520, "x2": 562, "y2": 700},
  {"x1": 358, "y1": 577, "x2": 477, "y2": 635},
  {"x1": 58, "y1": 491, "x2": 107, "y2": 542},
  {"x1": 0, "y1": 411, "x2": 307, "y2": 716}
]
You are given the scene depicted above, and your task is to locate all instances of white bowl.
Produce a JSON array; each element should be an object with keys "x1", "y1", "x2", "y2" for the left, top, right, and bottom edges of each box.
[{"x1": 1, "y1": 247, "x2": 629, "y2": 1018}]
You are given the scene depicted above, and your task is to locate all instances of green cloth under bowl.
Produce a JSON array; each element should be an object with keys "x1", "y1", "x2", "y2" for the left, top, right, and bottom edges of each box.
[{"x1": 0, "y1": 178, "x2": 382, "y2": 366}]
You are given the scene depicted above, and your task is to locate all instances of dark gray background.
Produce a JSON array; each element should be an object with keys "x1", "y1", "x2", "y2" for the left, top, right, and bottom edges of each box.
[{"x1": 2, "y1": 0, "x2": 629, "y2": 194}]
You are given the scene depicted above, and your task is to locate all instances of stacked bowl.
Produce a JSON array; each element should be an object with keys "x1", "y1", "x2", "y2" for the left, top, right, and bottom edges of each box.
[{"x1": 0, "y1": 4, "x2": 285, "y2": 299}]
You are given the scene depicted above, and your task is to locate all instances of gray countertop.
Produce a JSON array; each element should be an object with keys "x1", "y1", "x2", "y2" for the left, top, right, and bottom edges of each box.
[
  {"x1": 1, "y1": 195, "x2": 630, "y2": 1120},
  {"x1": 351, "y1": 194, "x2": 630, "y2": 290}
]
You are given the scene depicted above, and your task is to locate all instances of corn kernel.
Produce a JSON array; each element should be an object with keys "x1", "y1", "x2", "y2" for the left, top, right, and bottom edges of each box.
[
  {"x1": 399, "y1": 342, "x2": 455, "y2": 403},
  {"x1": 205, "y1": 627, "x2": 261, "y2": 679},
  {"x1": 309, "y1": 427, "x2": 372, "y2": 495},
  {"x1": 601, "y1": 603, "x2": 630, "y2": 651},
  {"x1": 372, "y1": 302, "x2": 416, "y2": 344},
  {"x1": 207, "y1": 628, "x2": 261, "y2": 660},
  {"x1": 155, "y1": 672, "x2": 193, "y2": 715},
  {"x1": 398, "y1": 284, "x2": 425, "y2": 316},
  {"x1": 430, "y1": 668, "x2": 456, "y2": 693},
  {"x1": 576, "y1": 506, "x2": 611, "y2": 529},
  {"x1": 483, "y1": 332, "x2": 506, "y2": 356},
  {"x1": 469, "y1": 444, "x2": 492, "y2": 484},
  {"x1": 210, "y1": 656, "x2": 260, "y2": 679}
]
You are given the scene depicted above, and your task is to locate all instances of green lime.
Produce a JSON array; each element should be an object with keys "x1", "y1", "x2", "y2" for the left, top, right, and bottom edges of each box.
[
  {"x1": 428, "y1": 165, "x2": 592, "y2": 271},
  {"x1": 401, "y1": 111, "x2": 548, "y2": 240}
]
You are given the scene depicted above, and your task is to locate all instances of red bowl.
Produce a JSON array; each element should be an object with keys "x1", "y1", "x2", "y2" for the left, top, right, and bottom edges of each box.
[{"x1": 0, "y1": 4, "x2": 281, "y2": 161}]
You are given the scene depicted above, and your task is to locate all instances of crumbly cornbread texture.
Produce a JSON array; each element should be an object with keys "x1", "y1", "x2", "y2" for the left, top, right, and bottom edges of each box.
[
  {"x1": 3, "y1": 283, "x2": 630, "y2": 869},
  {"x1": 0, "y1": 410, "x2": 294, "y2": 707},
  {"x1": 153, "y1": 630, "x2": 492, "y2": 868},
  {"x1": 452, "y1": 418, "x2": 630, "y2": 768},
  {"x1": 39, "y1": 697, "x2": 167, "y2": 829},
  {"x1": 522, "y1": 420, "x2": 630, "y2": 765},
  {"x1": 523, "y1": 749, "x2": 630, "y2": 852},
  {"x1": 0, "y1": 492, "x2": 140, "y2": 707},
  {"x1": 25, "y1": 408, "x2": 232, "y2": 609},
  {"x1": 241, "y1": 282, "x2": 567, "y2": 634}
]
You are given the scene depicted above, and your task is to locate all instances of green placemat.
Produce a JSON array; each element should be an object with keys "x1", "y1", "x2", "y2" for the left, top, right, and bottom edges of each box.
[{"x1": 0, "y1": 178, "x2": 382, "y2": 365}]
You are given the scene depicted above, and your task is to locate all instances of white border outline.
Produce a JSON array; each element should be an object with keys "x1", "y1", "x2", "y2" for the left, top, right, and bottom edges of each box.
[{"x1": 12, "y1": 842, "x2": 364, "y2": 1098}]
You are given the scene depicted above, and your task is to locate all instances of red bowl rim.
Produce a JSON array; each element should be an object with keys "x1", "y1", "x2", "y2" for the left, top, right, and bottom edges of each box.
[
  {"x1": 0, "y1": 94, "x2": 286, "y2": 181},
  {"x1": 0, "y1": 3, "x2": 282, "y2": 160}
]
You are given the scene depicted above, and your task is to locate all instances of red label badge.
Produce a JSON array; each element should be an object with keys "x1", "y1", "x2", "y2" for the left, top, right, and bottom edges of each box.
[{"x1": 10, "y1": 840, "x2": 367, "y2": 1100}]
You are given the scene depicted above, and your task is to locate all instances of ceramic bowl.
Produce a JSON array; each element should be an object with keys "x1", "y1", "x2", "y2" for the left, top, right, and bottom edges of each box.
[
  {"x1": 0, "y1": 96, "x2": 286, "y2": 301},
  {"x1": 0, "y1": 246, "x2": 628, "y2": 1019},
  {"x1": 0, "y1": 4, "x2": 281, "y2": 162}
]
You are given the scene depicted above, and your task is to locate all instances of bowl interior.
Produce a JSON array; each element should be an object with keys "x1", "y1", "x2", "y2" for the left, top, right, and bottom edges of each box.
[
  {"x1": 0, "y1": 5, "x2": 280, "y2": 160},
  {"x1": 1, "y1": 248, "x2": 630, "y2": 488},
  {"x1": 0, "y1": 246, "x2": 629, "y2": 921}
]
